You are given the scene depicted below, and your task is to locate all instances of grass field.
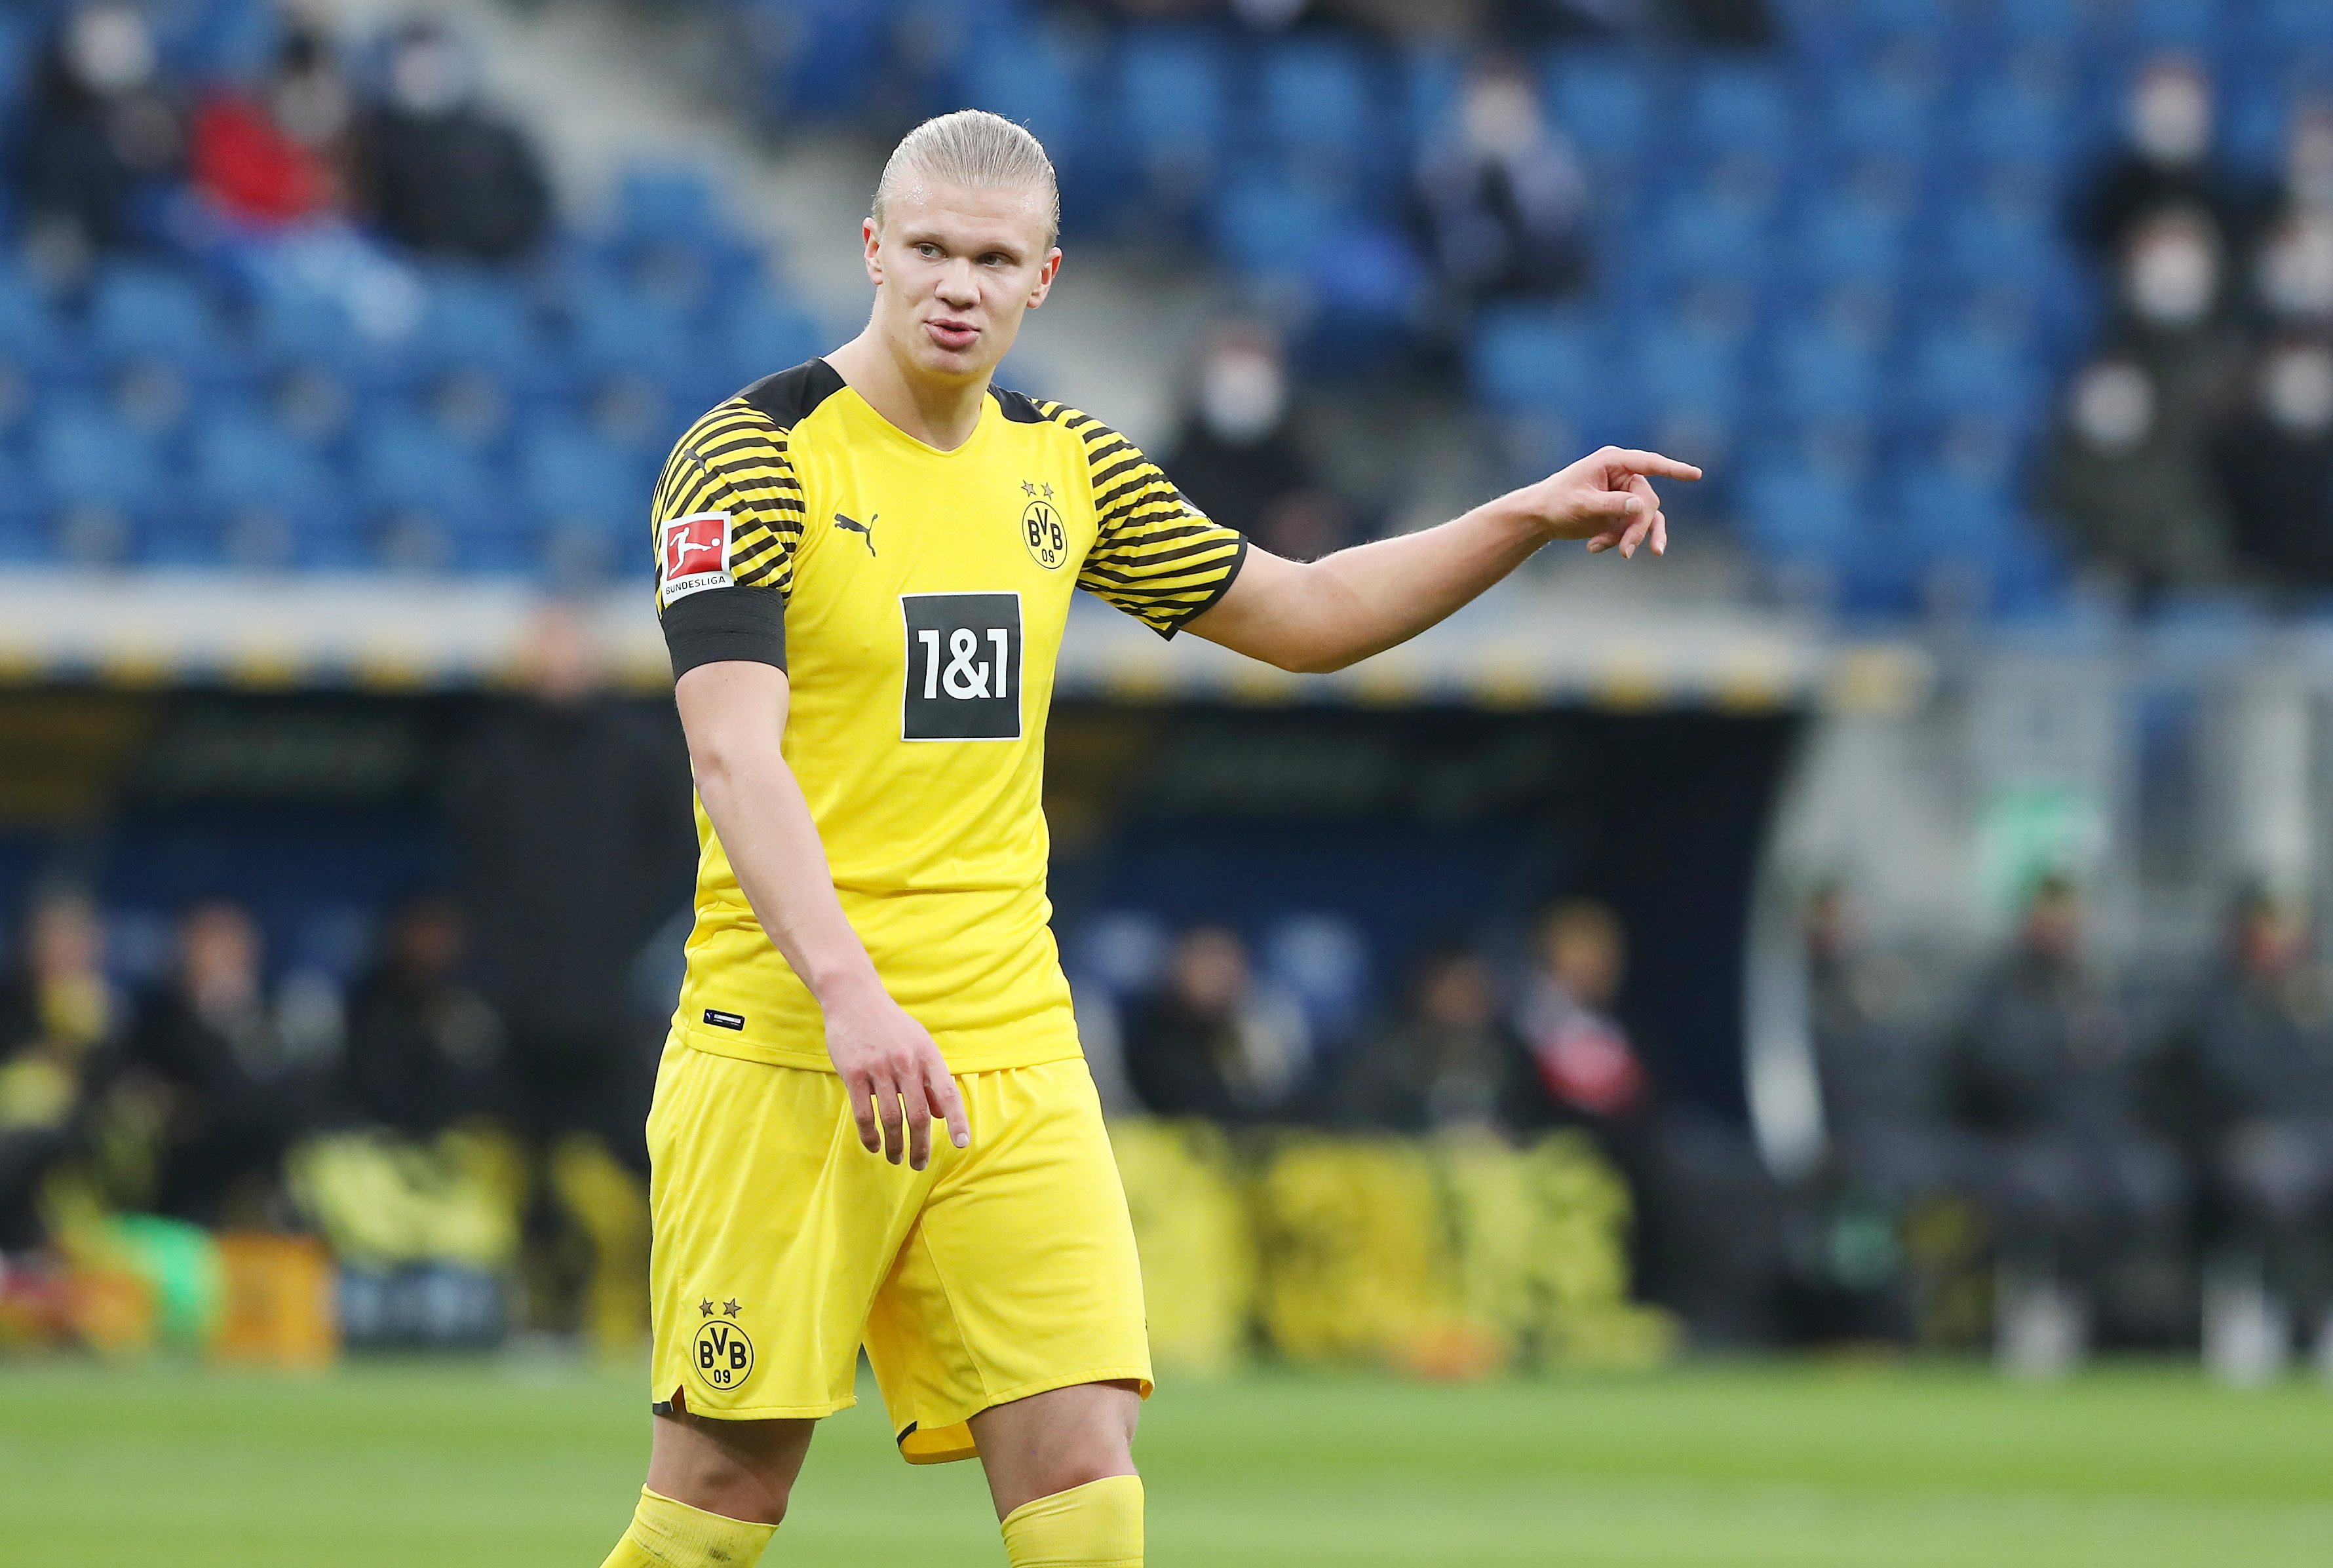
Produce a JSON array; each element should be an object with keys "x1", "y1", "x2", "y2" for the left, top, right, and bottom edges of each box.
[{"x1": 1, "y1": 1357, "x2": 2328, "y2": 1567}]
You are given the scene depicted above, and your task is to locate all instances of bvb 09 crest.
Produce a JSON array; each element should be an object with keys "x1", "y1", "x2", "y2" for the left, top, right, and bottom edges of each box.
[
  {"x1": 1022, "y1": 497, "x2": 1068, "y2": 571},
  {"x1": 694, "y1": 1319, "x2": 754, "y2": 1388}
]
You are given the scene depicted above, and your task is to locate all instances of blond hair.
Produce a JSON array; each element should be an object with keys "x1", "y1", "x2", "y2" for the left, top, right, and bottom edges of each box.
[{"x1": 871, "y1": 109, "x2": 1060, "y2": 246}]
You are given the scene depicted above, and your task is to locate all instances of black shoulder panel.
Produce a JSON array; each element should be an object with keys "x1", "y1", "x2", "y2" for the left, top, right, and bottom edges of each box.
[
  {"x1": 991, "y1": 386, "x2": 1047, "y2": 424},
  {"x1": 739, "y1": 359, "x2": 847, "y2": 429}
]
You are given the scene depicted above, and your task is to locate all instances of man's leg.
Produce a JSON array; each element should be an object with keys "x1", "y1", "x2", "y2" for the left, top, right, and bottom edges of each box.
[
  {"x1": 599, "y1": 1412, "x2": 814, "y2": 1567},
  {"x1": 971, "y1": 1381, "x2": 1144, "y2": 1566}
]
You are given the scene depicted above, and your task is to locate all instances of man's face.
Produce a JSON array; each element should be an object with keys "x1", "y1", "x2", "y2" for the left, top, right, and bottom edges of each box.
[{"x1": 864, "y1": 180, "x2": 1060, "y2": 389}]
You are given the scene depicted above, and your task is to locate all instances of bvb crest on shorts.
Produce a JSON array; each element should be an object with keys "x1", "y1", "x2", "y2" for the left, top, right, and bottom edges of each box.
[
  {"x1": 693, "y1": 1313, "x2": 754, "y2": 1388},
  {"x1": 1020, "y1": 483, "x2": 1067, "y2": 570}
]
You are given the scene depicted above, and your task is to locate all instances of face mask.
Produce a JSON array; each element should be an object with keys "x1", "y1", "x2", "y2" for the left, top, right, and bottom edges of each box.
[
  {"x1": 391, "y1": 37, "x2": 471, "y2": 116},
  {"x1": 1462, "y1": 81, "x2": 1541, "y2": 162},
  {"x1": 2072, "y1": 361, "x2": 2153, "y2": 452},
  {"x1": 2132, "y1": 70, "x2": 2210, "y2": 164},
  {"x1": 1199, "y1": 350, "x2": 1287, "y2": 445},
  {"x1": 2128, "y1": 229, "x2": 2218, "y2": 326},
  {"x1": 2264, "y1": 346, "x2": 2333, "y2": 436},
  {"x1": 67, "y1": 7, "x2": 155, "y2": 96}
]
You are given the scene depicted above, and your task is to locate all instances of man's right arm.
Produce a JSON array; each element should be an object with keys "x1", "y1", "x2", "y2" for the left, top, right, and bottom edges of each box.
[{"x1": 674, "y1": 660, "x2": 967, "y2": 1168}]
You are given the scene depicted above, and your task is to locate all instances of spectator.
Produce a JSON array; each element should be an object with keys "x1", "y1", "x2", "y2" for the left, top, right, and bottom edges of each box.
[
  {"x1": 2210, "y1": 338, "x2": 2333, "y2": 590},
  {"x1": 2254, "y1": 208, "x2": 2333, "y2": 330},
  {"x1": 2072, "y1": 54, "x2": 2262, "y2": 266},
  {"x1": 1513, "y1": 900, "x2": 1649, "y2": 1126},
  {"x1": 189, "y1": 21, "x2": 352, "y2": 227},
  {"x1": 353, "y1": 20, "x2": 550, "y2": 263},
  {"x1": 0, "y1": 890, "x2": 118, "y2": 1249},
  {"x1": 337, "y1": 898, "x2": 505, "y2": 1138},
  {"x1": 1337, "y1": 946, "x2": 1539, "y2": 1135},
  {"x1": 442, "y1": 603, "x2": 693, "y2": 1170},
  {"x1": 12, "y1": 1, "x2": 186, "y2": 267},
  {"x1": 1804, "y1": 880, "x2": 1950, "y2": 1200},
  {"x1": 1121, "y1": 926, "x2": 1309, "y2": 1119},
  {"x1": 2165, "y1": 889, "x2": 2333, "y2": 1376},
  {"x1": 1942, "y1": 875, "x2": 2187, "y2": 1369},
  {"x1": 2039, "y1": 211, "x2": 2245, "y2": 594},
  {"x1": 119, "y1": 902, "x2": 328, "y2": 1226},
  {"x1": 1411, "y1": 57, "x2": 1590, "y2": 308},
  {"x1": 1163, "y1": 326, "x2": 1351, "y2": 560}
]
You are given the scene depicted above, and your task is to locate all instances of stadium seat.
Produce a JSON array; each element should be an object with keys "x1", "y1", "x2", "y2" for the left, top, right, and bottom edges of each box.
[
  {"x1": 89, "y1": 263, "x2": 243, "y2": 392},
  {"x1": 1682, "y1": 62, "x2": 1794, "y2": 165},
  {"x1": 1467, "y1": 307, "x2": 1602, "y2": 421},
  {"x1": 2126, "y1": 0, "x2": 2220, "y2": 53},
  {"x1": 1260, "y1": 38, "x2": 1386, "y2": 194},
  {"x1": 1738, "y1": 458, "x2": 1862, "y2": 564},
  {"x1": 1210, "y1": 174, "x2": 1340, "y2": 280},
  {"x1": 1771, "y1": 324, "x2": 1887, "y2": 426},
  {"x1": 1992, "y1": 0, "x2": 2089, "y2": 50},
  {"x1": 1119, "y1": 29, "x2": 1229, "y2": 200},
  {"x1": 1651, "y1": 183, "x2": 1775, "y2": 291},
  {"x1": 2259, "y1": 0, "x2": 2333, "y2": 56},
  {"x1": 0, "y1": 264, "x2": 76, "y2": 389},
  {"x1": 1909, "y1": 321, "x2": 2046, "y2": 426},
  {"x1": 1792, "y1": 190, "x2": 1911, "y2": 297},
  {"x1": 569, "y1": 278, "x2": 708, "y2": 403},
  {"x1": 1822, "y1": 75, "x2": 1938, "y2": 172},
  {"x1": 1637, "y1": 318, "x2": 1746, "y2": 429},
  {"x1": 186, "y1": 409, "x2": 358, "y2": 569},
  {"x1": 31, "y1": 402, "x2": 164, "y2": 563},
  {"x1": 1258, "y1": 913, "x2": 1374, "y2": 1045},
  {"x1": 413, "y1": 269, "x2": 545, "y2": 390},
  {"x1": 960, "y1": 26, "x2": 1086, "y2": 173},
  {"x1": 353, "y1": 413, "x2": 500, "y2": 569},
  {"x1": 718, "y1": 291, "x2": 825, "y2": 390},
  {"x1": 1544, "y1": 51, "x2": 1653, "y2": 172}
]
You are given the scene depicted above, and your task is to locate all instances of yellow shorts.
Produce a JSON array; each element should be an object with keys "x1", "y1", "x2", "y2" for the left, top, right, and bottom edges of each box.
[{"x1": 645, "y1": 1035, "x2": 1152, "y2": 1464}]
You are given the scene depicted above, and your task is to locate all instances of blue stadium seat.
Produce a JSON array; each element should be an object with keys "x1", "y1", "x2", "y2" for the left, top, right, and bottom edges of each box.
[
  {"x1": 1771, "y1": 324, "x2": 1887, "y2": 425},
  {"x1": 89, "y1": 263, "x2": 239, "y2": 386},
  {"x1": 740, "y1": 0, "x2": 893, "y2": 120},
  {"x1": 1822, "y1": 76, "x2": 1938, "y2": 170},
  {"x1": 1259, "y1": 913, "x2": 1374, "y2": 1045},
  {"x1": 1931, "y1": 194, "x2": 2063, "y2": 298},
  {"x1": 1909, "y1": 320, "x2": 2045, "y2": 425},
  {"x1": 414, "y1": 269, "x2": 549, "y2": 392},
  {"x1": 1637, "y1": 318, "x2": 1746, "y2": 428},
  {"x1": 718, "y1": 292, "x2": 825, "y2": 390},
  {"x1": 1792, "y1": 191, "x2": 1911, "y2": 297},
  {"x1": 0, "y1": 265, "x2": 75, "y2": 389},
  {"x1": 610, "y1": 167, "x2": 722, "y2": 244},
  {"x1": 1959, "y1": 63, "x2": 2076, "y2": 174},
  {"x1": 1120, "y1": 29, "x2": 1229, "y2": 193},
  {"x1": 569, "y1": 280, "x2": 706, "y2": 400},
  {"x1": 252, "y1": 278, "x2": 416, "y2": 394},
  {"x1": 1211, "y1": 174, "x2": 1340, "y2": 278},
  {"x1": 519, "y1": 418, "x2": 648, "y2": 581},
  {"x1": 355, "y1": 413, "x2": 501, "y2": 569},
  {"x1": 1992, "y1": 0, "x2": 2088, "y2": 49},
  {"x1": 1683, "y1": 62, "x2": 1794, "y2": 164},
  {"x1": 961, "y1": 26, "x2": 1086, "y2": 168},
  {"x1": 2259, "y1": 0, "x2": 2333, "y2": 55},
  {"x1": 185, "y1": 409, "x2": 358, "y2": 569},
  {"x1": 1651, "y1": 183, "x2": 1775, "y2": 290},
  {"x1": 1260, "y1": 37, "x2": 1385, "y2": 193},
  {"x1": 2127, "y1": 0, "x2": 2219, "y2": 53},
  {"x1": 1468, "y1": 307, "x2": 1602, "y2": 421},
  {"x1": 1398, "y1": 45, "x2": 1467, "y2": 159},
  {"x1": 1739, "y1": 459, "x2": 1862, "y2": 564},
  {"x1": 1544, "y1": 52, "x2": 1653, "y2": 172},
  {"x1": 32, "y1": 402, "x2": 164, "y2": 562}
]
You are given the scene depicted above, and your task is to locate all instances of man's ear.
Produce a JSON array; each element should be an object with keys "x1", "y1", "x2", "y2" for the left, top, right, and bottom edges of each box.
[
  {"x1": 1026, "y1": 248, "x2": 1063, "y2": 310},
  {"x1": 862, "y1": 218, "x2": 883, "y2": 286}
]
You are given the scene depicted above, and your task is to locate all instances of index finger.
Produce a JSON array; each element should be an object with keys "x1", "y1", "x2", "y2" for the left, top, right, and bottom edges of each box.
[{"x1": 1607, "y1": 449, "x2": 1702, "y2": 482}]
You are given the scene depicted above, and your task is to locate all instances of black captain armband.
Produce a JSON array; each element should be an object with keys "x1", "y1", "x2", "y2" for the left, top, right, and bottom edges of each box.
[{"x1": 661, "y1": 586, "x2": 787, "y2": 681}]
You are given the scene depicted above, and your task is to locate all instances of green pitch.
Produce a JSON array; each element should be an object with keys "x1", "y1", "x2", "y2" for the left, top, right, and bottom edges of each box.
[{"x1": 1, "y1": 1358, "x2": 2328, "y2": 1567}]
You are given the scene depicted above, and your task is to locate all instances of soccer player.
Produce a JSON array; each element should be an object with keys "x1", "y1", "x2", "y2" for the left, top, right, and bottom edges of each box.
[{"x1": 602, "y1": 110, "x2": 1695, "y2": 1568}]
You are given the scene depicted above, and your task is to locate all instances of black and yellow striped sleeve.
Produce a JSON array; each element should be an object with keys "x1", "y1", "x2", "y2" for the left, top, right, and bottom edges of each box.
[
  {"x1": 1045, "y1": 401, "x2": 1247, "y2": 638},
  {"x1": 651, "y1": 400, "x2": 804, "y2": 679}
]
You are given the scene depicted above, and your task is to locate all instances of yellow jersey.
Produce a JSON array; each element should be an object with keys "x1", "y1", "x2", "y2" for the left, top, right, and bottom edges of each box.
[{"x1": 651, "y1": 360, "x2": 1246, "y2": 1073}]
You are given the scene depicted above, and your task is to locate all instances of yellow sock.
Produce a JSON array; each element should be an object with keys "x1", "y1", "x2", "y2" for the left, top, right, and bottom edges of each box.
[
  {"x1": 598, "y1": 1486, "x2": 776, "y2": 1568},
  {"x1": 1000, "y1": 1475, "x2": 1144, "y2": 1567}
]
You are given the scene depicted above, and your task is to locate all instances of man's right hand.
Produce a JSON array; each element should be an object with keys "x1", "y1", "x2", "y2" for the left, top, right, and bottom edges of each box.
[{"x1": 819, "y1": 974, "x2": 970, "y2": 1170}]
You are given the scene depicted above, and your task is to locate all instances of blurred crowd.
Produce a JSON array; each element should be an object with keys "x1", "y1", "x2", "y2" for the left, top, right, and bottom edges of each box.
[
  {"x1": 0, "y1": 609, "x2": 690, "y2": 1349},
  {"x1": 1800, "y1": 874, "x2": 2333, "y2": 1378},
  {"x1": 1071, "y1": 0, "x2": 1774, "y2": 48},
  {"x1": 13, "y1": 0, "x2": 549, "y2": 284},
  {"x1": 2043, "y1": 53, "x2": 2333, "y2": 600}
]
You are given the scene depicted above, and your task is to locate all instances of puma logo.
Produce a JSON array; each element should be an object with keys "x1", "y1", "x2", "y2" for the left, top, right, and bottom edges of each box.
[{"x1": 834, "y1": 510, "x2": 877, "y2": 556}]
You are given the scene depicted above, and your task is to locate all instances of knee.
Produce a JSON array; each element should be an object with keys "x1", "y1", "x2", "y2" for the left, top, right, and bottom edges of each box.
[{"x1": 647, "y1": 1417, "x2": 803, "y2": 1528}]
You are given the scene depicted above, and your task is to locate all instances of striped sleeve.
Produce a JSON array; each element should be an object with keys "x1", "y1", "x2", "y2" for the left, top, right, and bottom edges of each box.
[
  {"x1": 650, "y1": 400, "x2": 805, "y2": 678},
  {"x1": 1045, "y1": 400, "x2": 1248, "y2": 638}
]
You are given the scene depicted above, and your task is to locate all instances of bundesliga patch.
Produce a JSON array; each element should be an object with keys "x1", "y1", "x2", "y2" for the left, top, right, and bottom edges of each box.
[{"x1": 660, "y1": 511, "x2": 733, "y2": 603}]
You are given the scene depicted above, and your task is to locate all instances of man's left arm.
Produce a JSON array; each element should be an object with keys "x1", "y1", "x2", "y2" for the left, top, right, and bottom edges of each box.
[{"x1": 1184, "y1": 446, "x2": 1699, "y2": 674}]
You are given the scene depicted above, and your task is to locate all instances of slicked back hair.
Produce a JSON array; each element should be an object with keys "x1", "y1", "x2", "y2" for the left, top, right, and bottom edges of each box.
[{"x1": 871, "y1": 109, "x2": 1061, "y2": 248}]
